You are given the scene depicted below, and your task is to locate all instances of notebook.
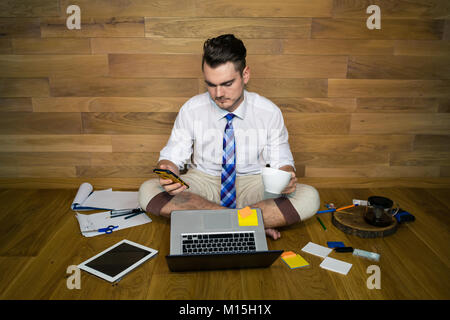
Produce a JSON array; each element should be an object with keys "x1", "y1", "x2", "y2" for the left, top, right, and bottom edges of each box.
[{"x1": 166, "y1": 208, "x2": 283, "y2": 272}]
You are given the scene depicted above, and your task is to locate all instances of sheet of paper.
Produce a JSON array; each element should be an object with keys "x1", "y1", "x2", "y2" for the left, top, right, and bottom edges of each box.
[
  {"x1": 238, "y1": 207, "x2": 258, "y2": 226},
  {"x1": 76, "y1": 211, "x2": 152, "y2": 237},
  {"x1": 301, "y1": 242, "x2": 333, "y2": 258},
  {"x1": 82, "y1": 189, "x2": 139, "y2": 210},
  {"x1": 281, "y1": 251, "x2": 309, "y2": 269},
  {"x1": 320, "y1": 257, "x2": 352, "y2": 275}
]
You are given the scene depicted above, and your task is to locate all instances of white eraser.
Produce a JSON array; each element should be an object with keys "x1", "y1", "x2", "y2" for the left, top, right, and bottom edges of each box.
[
  {"x1": 353, "y1": 249, "x2": 380, "y2": 262},
  {"x1": 353, "y1": 199, "x2": 368, "y2": 206},
  {"x1": 320, "y1": 257, "x2": 353, "y2": 275},
  {"x1": 301, "y1": 242, "x2": 333, "y2": 258}
]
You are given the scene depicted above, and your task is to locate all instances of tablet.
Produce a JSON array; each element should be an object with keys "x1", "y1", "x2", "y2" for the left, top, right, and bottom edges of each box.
[{"x1": 77, "y1": 239, "x2": 158, "y2": 283}]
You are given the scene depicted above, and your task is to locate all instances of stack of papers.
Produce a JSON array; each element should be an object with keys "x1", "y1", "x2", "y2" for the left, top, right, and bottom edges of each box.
[
  {"x1": 76, "y1": 211, "x2": 152, "y2": 237},
  {"x1": 281, "y1": 251, "x2": 309, "y2": 269}
]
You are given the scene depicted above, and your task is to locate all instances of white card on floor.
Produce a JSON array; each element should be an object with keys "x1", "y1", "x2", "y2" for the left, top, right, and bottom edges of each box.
[
  {"x1": 301, "y1": 242, "x2": 333, "y2": 258},
  {"x1": 320, "y1": 257, "x2": 352, "y2": 275}
]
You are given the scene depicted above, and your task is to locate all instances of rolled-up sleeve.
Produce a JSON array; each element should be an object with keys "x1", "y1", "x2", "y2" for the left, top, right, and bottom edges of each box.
[
  {"x1": 158, "y1": 103, "x2": 193, "y2": 170},
  {"x1": 264, "y1": 108, "x2": 296, "y2": 171}
]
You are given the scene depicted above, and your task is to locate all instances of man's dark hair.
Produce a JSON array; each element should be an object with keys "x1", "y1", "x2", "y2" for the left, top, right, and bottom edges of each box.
[{"x1": 202, "y1": 34, "x2": 247, "y2": 75}]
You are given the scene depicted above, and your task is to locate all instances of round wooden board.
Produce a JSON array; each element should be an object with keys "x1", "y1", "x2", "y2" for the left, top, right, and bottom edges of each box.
[{"x1": 331, "y1": 207, "x2": 398, "y2": 238}]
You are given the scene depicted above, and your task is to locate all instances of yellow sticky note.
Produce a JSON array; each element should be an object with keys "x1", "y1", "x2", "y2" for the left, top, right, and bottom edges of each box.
[
  {"x1": 238, "y1": 208, "x2": 258, "y2": 226},
  {"x1": 282, "y1": 253, "x2": 309, "y2": 269}
]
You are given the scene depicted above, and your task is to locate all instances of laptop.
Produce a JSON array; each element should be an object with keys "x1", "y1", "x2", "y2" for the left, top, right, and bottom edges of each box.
[{"x1": 166, "y1": 208, "x2": 283, "y2": 272}]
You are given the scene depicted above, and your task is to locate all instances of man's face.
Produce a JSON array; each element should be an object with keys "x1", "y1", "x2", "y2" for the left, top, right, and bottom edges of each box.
[{"x1": 203, "y1": 61, "x2": 250, "y2": 113}]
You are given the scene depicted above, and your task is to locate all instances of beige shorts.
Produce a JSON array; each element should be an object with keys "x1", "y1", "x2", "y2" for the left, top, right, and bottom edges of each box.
[{"x1": 139, "y1": 167, "x2": 320, "y2": 222}]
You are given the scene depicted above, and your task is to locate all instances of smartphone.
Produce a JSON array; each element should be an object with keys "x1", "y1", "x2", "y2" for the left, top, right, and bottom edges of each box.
[{"x1": 153, "y1": 168, "x2": 189, "y2": 189}]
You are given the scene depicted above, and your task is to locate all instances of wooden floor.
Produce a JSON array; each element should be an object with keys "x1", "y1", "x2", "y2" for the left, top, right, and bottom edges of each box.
[{"x1": 0, "y1": 187, "x2": 449, "y2": 300}]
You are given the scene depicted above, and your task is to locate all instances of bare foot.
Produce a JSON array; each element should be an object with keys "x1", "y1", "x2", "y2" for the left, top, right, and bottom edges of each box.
[{"x1": 265, "y1": 228, "x2": 281, "y2": 240}]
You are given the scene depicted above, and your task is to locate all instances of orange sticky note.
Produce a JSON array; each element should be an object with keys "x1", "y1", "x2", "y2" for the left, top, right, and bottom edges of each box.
[
  {"x1": 238, "y1": 206, "x2": 253, "y2": 218},
  {"x1": 237, "y1": 207, "x2": 258, "y2": 226},
  {"x1": 281, "y1": 251, "x2": 297, "y2": 258}
]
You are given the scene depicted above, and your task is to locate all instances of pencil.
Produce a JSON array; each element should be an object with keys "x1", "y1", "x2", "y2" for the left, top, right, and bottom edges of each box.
[
  {"x1": 316, "y1": 216, "x2": 327, "y2": 231},
  {"x1": 124, "y1": 210, "x2": 145, "y2": 220},
  {"x1": 336, "y1": 204, "x2": 357, "y2": 211}
]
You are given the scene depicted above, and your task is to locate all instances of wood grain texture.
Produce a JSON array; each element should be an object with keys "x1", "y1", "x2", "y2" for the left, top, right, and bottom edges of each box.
[
  {"x1": 0, "y1": 112, "x2": 81, "y2": 134},
  {"x1": 1, "y1": 177, "x2": 449, "y2": 189},
  {"x1": 394, "y1": 40, "x2": 450, "y2": 56},
  {"x1": 272, "y1": 98, "x2": 357, "y2": 113},
  {"x1": 312, "y1": 18, "x2": 445, "y2": 40},
  {"x1": 329, "y1": 79, "x2": 450, "y2": 97},
  {"x1": 145, "y1": 17, "x2": 311, "y2": 38},
  {"x1": 284, "y1": 113, "x2": 351, "y2": 134},
  {"x1": 41, "y1": 17, "x2": 145, "y2": 38},
  {"x1": 57, "y1": 0, "x2": 333, "y2": 18},
  {"x1": 50, "y1": 78, "x2": 198, "y2": 97},
  {"x1": 306, "y1": 166, "x2": 440, "y2": 178},
  {"x1": 0, "y1": 188, "x2": 448, "y2": 299},
  {"x1": 413, "y1": 135, "x2": 450, "y2": 151},
  {"x1": 0, "y1": 0, "x2": 59, "y2": 17},
  {"x1": 0, "y1": 98, "x2": 32, "y2": 112},
  {"x1": 293, "y1": 151, "x2": 388, "y2": 167},
  {"x1": 248, "y1": 55, "x2": 348, "y2": 78},
  {"x1": 0, "y1": 78, "x2": 49, "y2": 97},
  {"x1": 12, "y1": 38, "x2": 91, "y2": 54},
  {"x1": 282, "y1": 39, "x2": 394, "y2": 55},
  {"x1": 246, "y1": 79, "x2": 328, "y2": 97},
  {"x1": 0, "y1": 39, "x2": 12, "y2": 54},
  {"x1": 81, "y1": 112, "x2": 177, "y2": 135},
  {"x1": 109, "y1": 54, "x2": 202, "y2": 78},
  {"x1": 111, "y1": 135, "x2": 169, "y2": 152},
  {"x1": 0, "y1": 0, "x2": 447, "y2": 185},
  {"x1": 0, "y1": 135, "x2": 112, "y2": 153},
  {"x1": 332, "y1": 0, "x2": 450, "y2": 19},
  {"x1": 93, "y1": 37, "x2": 284, "y2": 54},
  {"x1": 0, "y1": 55, "x2": 109, "y2": 77},
  {"x1": 350, "y1": 113, "x2": 450, "y2": 134},
  {"x1": 289, "y1": 134, "x2": 413, "y2": 152},
  {"x1": 356, "y1": 98, "x2": 439, "y2": 113},
  {"x1": 32, "y1": 97, "x2": 189, "y2": 112},
  {"x1": 347, "y1": 55, "x2": 450, "y2": 79},
  {"x1": 0, "y1": 18, "x2": 41, "y2": 38}
]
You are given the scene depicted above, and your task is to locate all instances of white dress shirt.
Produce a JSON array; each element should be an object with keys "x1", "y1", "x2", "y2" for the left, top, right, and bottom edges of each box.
[{"x1": 159, "y1": 90, "x2": 295, "y2": 176}]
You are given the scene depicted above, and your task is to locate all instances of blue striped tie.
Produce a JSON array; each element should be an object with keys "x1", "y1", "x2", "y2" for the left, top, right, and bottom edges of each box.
[{"x1": 221, "y1": 113, "x2": 236, "y2": 208}]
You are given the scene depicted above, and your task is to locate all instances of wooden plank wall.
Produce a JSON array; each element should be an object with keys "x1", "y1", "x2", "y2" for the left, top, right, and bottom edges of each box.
[{"x1": 0, "y1": 0, "x2": 449, "y2": 189}]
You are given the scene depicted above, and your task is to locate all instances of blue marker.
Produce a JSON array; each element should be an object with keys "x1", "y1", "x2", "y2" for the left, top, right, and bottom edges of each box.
[{"x1": 316, "y1": 209, "x2": 336, "y2": 214}]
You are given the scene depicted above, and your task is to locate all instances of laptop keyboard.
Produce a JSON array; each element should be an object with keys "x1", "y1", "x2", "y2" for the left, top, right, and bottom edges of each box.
[{"x1": 181, "y1": 232, "x2": 256, "y2": 255}]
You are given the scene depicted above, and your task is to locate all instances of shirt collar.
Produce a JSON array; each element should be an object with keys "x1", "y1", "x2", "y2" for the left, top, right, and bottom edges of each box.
[{"x1": 210, "y1": 90, "x2": 247, "y2": 121}]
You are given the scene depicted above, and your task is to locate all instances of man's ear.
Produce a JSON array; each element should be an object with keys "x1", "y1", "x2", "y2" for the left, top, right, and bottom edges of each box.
[{"x1": 242, "y1": 66, "x2": 250, "y2": 84}]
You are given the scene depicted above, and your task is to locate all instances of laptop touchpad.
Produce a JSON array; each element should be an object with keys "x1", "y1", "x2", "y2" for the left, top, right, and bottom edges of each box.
[{"x1": 204, "y1": 213, "x2": 232, "y2": 230}]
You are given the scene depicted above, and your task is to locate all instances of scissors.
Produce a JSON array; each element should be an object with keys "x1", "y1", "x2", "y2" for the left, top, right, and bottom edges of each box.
[{"x1": 83, "y1": 225, "x2": 118, "y2": 234}]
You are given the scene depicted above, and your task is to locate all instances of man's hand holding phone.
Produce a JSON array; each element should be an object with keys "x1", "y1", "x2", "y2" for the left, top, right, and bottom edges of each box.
[{"x1": 155, "y1": 160, "x2": 188, "y2": 196}]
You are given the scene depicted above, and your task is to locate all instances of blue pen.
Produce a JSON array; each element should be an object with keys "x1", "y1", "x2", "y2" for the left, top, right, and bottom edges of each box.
[{"x1": 316, "y1": 209, "x2": 336, "y2": 214}]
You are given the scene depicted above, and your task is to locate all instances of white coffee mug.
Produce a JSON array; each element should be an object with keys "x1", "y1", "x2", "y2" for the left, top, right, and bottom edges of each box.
[{"x1": 262, "y1": 167, "x2": 292, "y2": 194}]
